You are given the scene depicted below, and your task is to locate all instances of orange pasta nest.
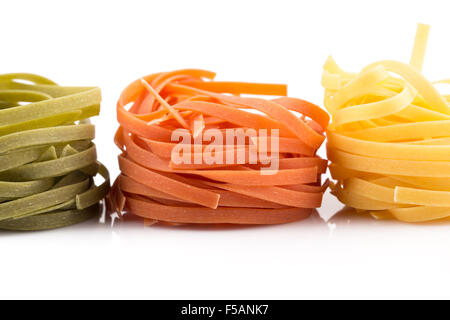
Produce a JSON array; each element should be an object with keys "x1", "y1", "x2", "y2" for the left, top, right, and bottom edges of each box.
[{"x1": 109, "y1": 69, "x2": 330, "y2": 225}]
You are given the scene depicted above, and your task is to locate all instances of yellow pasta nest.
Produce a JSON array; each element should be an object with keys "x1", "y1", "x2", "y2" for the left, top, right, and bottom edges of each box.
[{"x1": 323, "y1": 24, "x2": 450, "y2": 222}]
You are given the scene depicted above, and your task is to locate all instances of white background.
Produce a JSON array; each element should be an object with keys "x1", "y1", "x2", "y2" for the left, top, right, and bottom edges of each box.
[{"x1": 1, "y1": 0, "x2": 450, "y2": 300}]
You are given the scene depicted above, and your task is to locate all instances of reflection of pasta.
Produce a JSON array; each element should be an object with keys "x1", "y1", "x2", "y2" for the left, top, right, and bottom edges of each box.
[
  {"x1": 323, "y1": 24, "x2": 450, "y2": 222},
  {"x1": 109, "y1": 70, "x2": 330, "y2": 225},
  {"x1": 0, "y1": 74, "x2": 110, "y2": 230}
]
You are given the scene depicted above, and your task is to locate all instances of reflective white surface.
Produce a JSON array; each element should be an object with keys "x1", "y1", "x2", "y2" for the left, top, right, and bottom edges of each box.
[{"x1": 2, "y1": 192, "x2": 450, "y2": 299}]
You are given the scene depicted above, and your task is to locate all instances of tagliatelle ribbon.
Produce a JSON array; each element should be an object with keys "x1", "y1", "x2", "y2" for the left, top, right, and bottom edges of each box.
[
  {"x1": 109, "y1": 69, "x2": 330, "y2": 226},
  {"x1": 323, "y1": 24, "x2": 450, "y2": 223},
  {"x1": 0, "y1": 74, "x2": 110, "y2": 231}
]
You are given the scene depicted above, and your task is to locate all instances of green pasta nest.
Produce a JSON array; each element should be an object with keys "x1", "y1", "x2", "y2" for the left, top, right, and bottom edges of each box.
[{"x1": 0, "y1": 74, "x2": 110, "y2": 231}]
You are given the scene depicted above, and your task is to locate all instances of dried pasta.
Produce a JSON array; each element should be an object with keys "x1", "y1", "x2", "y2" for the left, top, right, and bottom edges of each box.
[
  {"x1": 110, "y1": 70, "x2": 329, "y2": 225},
  {"x1": 0, "y1": 74, "x2": 110, "y2": 230},
  {"x1": 323, "y1": 24, "x2": 450, "y2": 222}
]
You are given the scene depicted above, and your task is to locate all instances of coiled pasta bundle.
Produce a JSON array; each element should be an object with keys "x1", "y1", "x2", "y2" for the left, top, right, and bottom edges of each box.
[
  {"x1": 0, "y1": 74, "x2": 110, "y2": 230},
  {"x1": 323, "y1": 24, "x2": 450, "y2": 222},
  {"x1": 110, "y1": 69, "x2": 330, "y2": 225}
]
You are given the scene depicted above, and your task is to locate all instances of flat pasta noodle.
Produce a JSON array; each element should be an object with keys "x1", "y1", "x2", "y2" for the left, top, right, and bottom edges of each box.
[
  {"x1": 109, "y1": 69, "x2": 329, "y2": 226},
  {"x1": 324, "y1": 24, "x2": 450, "y2": 223},
  {"x1": 0, "y1": 74, "x2": 110, "y2": 231}
]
